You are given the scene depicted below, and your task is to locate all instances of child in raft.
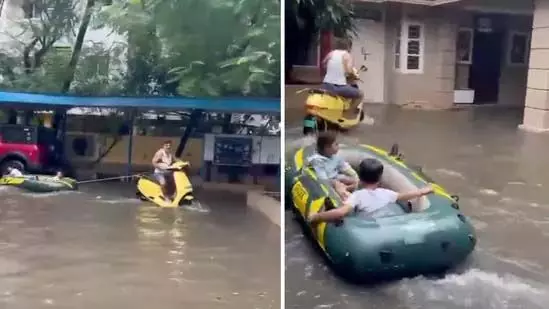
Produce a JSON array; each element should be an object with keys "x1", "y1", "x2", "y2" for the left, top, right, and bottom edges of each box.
[
  {"x1": 308, "y1": 157, "x2": 434, "y2": 223},
  {"x1": 308, "y1": 131, "x2": 359, "y2": 199},
  {"x1": 6, "y1": 166, "x2": 24, "y2": 177},
  {"x1": 53, "y1": 171, "x2": 64, "y2": 180}
]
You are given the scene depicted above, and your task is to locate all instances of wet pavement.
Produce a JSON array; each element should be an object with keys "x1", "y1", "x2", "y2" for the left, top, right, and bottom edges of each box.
[
  {"x1": 0, "y1": 183, "x2": 280, "y2": 309},
  {"x1": 285, "y1": 105, "x2": 549, "y2": 309}
]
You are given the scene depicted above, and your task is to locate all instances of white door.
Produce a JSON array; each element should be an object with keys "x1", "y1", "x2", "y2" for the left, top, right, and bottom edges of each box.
[{"x1": 351, "y1": 18, "x2": 386, "y2": 103}]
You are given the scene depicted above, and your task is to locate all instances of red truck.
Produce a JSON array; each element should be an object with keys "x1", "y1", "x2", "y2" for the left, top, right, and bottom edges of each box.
[{"x1": 0, "y1": 124, "x2": 64, "y2": 175}]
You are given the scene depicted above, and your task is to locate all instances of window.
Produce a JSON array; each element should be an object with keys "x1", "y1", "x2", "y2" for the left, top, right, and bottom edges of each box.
[
  {"x1": 294, "y1": 34, "x2": 320, "y2": 67},
  {"x1": 53, "y1": 46, "x2": 72, "y2": 55},
  {"x1": 0, "y1": 126, "x2": 36, "y2": 144},
  {"x1": 507, "y1": 32, "x2": 530, "y2": 66},
  {"x1": 22, "y1": 0, "x2": 37, "y2": 18},
  {"x1": 396, "y1": 21, "x2": 425, "y2": 74},
  {"x1": 22, "y1": 0, "x2": 57, "y2": 19},
  {"x1": 394, "y1": 23, "x2": 401, "y2": 69},
  {"x1": 83, "y1": 54, "x2": 110, "y2": 78},
  {"x1": 456, "y1": 28, "x2": 473, "y2": 65}
]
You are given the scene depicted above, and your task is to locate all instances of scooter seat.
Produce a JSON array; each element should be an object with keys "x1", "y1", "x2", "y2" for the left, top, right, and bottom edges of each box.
[
  {"x1": 142, "y1": 174, "x2": 160, "y2": 185},
  {"x1": 309, "y1": 88, "x2": 344, "y2": 99}
]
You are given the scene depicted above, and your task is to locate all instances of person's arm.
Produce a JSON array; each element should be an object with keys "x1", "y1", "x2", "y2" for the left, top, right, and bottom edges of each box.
[
  {"x1": 309, "y1": 191, "x2": 357, "y2": 224},
  {"x1": 329, "y1": 179, "x2": 350, "y2": 199},
  {"x1": 342, "y1": 52, "x2": 354, "y2": 75},
  {"x1": 337, "y1": 160, "x2": 358, "y2": 179},
  {"x1": 397, "y1": 186, "x2": 433, "y2": 202},
  {"x1": 322, "y1": 51, "x2": 333, "y2": 68},
  {"x1": 151, "y1": 151, "x2": 162, "y2": 168},
  {"x1": 312, "y1": 163, "x2": 329, "y2": 181},
  {"x1": 309, "y1": 204, "x2": 354, "y2": 223}
]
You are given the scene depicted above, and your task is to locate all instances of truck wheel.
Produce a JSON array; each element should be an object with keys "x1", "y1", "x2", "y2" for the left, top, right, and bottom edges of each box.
[{"x1": 0, "y1": 160, "x2": 25, "y2": 175}]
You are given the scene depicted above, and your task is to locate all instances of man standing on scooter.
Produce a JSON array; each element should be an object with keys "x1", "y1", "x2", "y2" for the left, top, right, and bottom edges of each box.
[{"x1": 152, "y1": 140, "x2": 175, "y2": 202}]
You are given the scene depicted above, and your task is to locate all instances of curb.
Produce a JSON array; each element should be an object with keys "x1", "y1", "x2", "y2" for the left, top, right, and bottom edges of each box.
[{"x1": 246, "y1": 191, "x2": 281, "y2": 227}]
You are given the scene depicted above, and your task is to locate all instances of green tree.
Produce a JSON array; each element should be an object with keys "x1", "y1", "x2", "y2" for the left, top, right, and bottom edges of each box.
[
  {"x1": 0, "y1": 0, "x2": 124, "y2": 94},
  {"x1": 0, "y1": 0, "x2": 79, "y2": 91},
  {"x1": 285, "y1": 0, "x2": 355, "y2": 81},
  {"x1": 98, "y1": 0, "x2": 280, "y2": 98}
]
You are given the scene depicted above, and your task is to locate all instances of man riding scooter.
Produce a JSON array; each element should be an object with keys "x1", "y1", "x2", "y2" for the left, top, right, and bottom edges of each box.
[
  {"x1": 321, "y1": 37, "x2": 364, "y2": 113},
  {"x1": 152, "y1": 140, "x2": 175, "y2": 202}
]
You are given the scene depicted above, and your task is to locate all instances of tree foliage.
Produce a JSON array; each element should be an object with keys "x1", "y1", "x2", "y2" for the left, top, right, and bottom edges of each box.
[
  {"x1": 286, "y1": 0, "x2": 355, "y2": 37},
  {"x1": 285, "y1": 0, "x2": 355, "y2": 80},
  {"x1": 0, "y1": 0, "x2": 280, "y2": 98},
  {"x1": 98, "y1": 0, "x2": 280, "y2": 97},
  {"x1": 0, "y1": 0, "x2": 123, "y2": 94}
]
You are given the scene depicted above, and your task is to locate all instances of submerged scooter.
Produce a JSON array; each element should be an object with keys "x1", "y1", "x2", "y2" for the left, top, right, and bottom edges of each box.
[
  {"x1": 301, "y1": 65, "x2": 368, "y2": 134},
  {"x1": 136, "y1": 161, "x2": 195, "y2": 208}
]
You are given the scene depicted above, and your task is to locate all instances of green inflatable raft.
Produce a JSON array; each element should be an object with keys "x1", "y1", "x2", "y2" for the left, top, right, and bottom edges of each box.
[
  {"x1": 285, "y1": 143, "x2": 476, "y2": 282},
  {"x1": 0, "y1": 175, "x2": 78, "y2": 193}
]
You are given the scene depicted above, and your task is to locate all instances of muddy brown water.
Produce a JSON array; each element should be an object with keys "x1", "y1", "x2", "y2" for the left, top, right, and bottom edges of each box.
[
  {"x1": 0, "y1": 183, "x2": 280, "y2": 309},
  {"x1": 285, "y1": 105, "x2": 549, "y2": 309}
]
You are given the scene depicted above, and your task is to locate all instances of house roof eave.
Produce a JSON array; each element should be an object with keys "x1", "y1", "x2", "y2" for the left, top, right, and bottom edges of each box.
[{"x1": 356, "y1": 0, "x2": 463, "y2": 6}]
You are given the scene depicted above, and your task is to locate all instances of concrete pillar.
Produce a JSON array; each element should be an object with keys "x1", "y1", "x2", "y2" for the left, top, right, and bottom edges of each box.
[
  {"x1": 434, "y1": 14, "x2": 457, "y2": 108},
  {"x1": 519, "y1": 0, "x2": 549, "y2": 132}
]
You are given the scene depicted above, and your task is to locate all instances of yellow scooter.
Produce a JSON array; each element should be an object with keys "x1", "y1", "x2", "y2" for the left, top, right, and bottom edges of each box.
[
  {"x1": 301, "y1": 66, "x2": 368, "y2": 133},
  {"x1": 136, "y1": 161, "x2": 195, "y2": 208}
]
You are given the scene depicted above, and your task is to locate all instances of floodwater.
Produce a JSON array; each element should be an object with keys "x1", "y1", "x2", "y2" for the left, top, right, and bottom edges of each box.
[
  {"x1": 285, "y1": 105, "x2": 549, "y2": 309},
  {"x1": 0, "y1": 183, "x2": 280, "y2": 309}
]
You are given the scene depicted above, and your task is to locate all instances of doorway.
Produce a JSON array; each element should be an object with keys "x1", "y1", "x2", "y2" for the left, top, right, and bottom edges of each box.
[
  {"x1": 468, "y1": 31, "x2": 504, "y2": 103},
  {"x1": 350, "y1": 18, "x2": 386, "y2": 103}
]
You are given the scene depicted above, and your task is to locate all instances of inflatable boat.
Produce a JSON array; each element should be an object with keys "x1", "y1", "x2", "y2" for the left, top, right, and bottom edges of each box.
[
  {"x1": 0, "y1": 175, "x2": 78, "y2": 193},
  {"x1": 285, "y1": 143, "x2": 476, "y2": 282}
]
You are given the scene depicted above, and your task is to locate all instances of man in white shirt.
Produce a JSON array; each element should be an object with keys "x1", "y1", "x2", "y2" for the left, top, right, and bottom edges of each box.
[
  {"x1": 308, "y1": 158, "x2": 433, "y2": 223},
  {"x1": 321, "y1": 37, "x2": 364, "y2": 112},
  {"x1": 6, "y1": 166, "x2": 23, "y2": 177},
  {"x1": 152, "y1": 140, "x2": 175, "y2": 202}
]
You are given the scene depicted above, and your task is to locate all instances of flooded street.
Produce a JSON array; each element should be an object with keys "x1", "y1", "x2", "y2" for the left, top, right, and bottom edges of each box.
[
  {"x1": 285, "y1": 105, "x2": 549, "y2": 309},
  {"x1": 0, "y1": 184, "x2": 280, "y2": 309}
]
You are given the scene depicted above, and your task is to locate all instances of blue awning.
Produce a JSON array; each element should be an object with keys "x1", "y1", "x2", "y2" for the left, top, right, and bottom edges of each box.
[{"x1": 0, "y1": 91, "x2": 280, "y2": 113}]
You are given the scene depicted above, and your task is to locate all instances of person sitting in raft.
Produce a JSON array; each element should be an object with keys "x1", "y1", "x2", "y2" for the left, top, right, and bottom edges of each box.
[
  {"x1": 53, "y1": 171, "x2": 64, "y2": 180},
  {"x1": 6, "y1": 166, "x2": 24, "y2": 177},
  {"x1": 308, "y1": 158, "x2": 434, "y2": 223},
  {"x1": 308, "y1": 131, "x2": 359, "y2": 199},
  {"x1": 152, "y1": 140, "x2": 175, "y2": 202}
]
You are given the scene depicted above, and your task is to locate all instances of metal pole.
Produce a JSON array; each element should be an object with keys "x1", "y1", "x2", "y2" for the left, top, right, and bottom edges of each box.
[
  {"x1": 126, "y1": 109, "x2": 136, "y2": 179},
  {"x1": 61, "y1": 110, "x2": 67, "y2": 148}
]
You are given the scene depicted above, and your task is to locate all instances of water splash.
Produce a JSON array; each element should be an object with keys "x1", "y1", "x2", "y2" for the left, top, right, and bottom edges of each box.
[
  {"x1": 0, "y1": 186, "x2": 14, "y2": 193},
  {"x1": 435, "y1": 168, "x2": 466, "y2": 179},
  {"x1": 95, "y1": 198, "x2": 141, "y2": 204},
  {"x1": 479, "y1": 189, "x2": 499, "y2": 196},
  {"x1": 183, "y1": 200, "x2": 210, "y2": 213},
  {"x1": 21, "y1": 190, "x2": 81, "y2": 198},
  {"x1": 361, "y1": 114, "x2": 375, "y2": 126},
  {"x1": 395, "y1": 269, "x2": 549, "y2": 309}
]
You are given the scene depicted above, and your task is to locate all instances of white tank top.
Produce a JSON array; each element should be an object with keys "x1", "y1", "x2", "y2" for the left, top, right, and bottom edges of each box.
[
  {"x1": 323, "y1": 50, "x2": 347, "y2": 86},
  {"x1": 154, "y1": 150, "x2": 173, "y2": 173}
]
